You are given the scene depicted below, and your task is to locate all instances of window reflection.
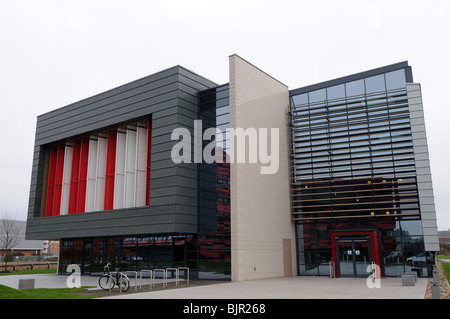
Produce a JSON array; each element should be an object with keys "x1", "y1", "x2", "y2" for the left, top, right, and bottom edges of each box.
[
  {"x1": 292, "y1": 93, "x2": 308, "y2": 105},
  {"x1": 365, "y1": 74, "x2": 386, "y2": 93},
  {"x1": 345, "y1": 79, "x2": 365, "y2": 97},
  {"x1": 385, "y1": 70, "x2": 406, "y2": 90},
  {"x1": 327, "y1": 84, "x2": 346, "y2": 100},
  {"x1": 309, "y1": 89, "x2": 326, "y2": 103}
]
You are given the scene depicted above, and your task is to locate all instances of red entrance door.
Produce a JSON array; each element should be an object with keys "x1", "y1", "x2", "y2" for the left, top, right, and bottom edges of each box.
[{"x1": 331, "y1": 230, "x2": 381, "y2": 278}]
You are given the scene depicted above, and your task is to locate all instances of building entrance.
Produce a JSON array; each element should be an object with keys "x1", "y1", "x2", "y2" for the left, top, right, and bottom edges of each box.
[
  {"x1": 331, "y1": 230, "x2": 381, "y2": 278},
  {"x1": 335, "y1": 236, "x2": 371, "y2": 277}
]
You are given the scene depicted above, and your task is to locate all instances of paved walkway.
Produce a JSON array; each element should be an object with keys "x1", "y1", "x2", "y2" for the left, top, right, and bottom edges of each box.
[
  {"x1": 0, "y1": 274, "x2": 427, "y2": 299},
  {"x1": 101, "y1": 276, "x2": 427, "y2": 299}
]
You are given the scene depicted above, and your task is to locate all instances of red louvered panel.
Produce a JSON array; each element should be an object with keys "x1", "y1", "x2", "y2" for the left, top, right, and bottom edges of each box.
[
  {"x1": 104, "y1": 131, "x2": 117, "y2": 210},
  {"x1": 45, "y1": 147, "x2": 57, "y2": 217},
  {"x1": 51, "y1": 145, "x2": 65, "y2": 216},
  {"x1": 76, "y1": 139, "x2": 89, "y2": 213},
  {"x1": 68, "y1": 141, "x2": 80, "y2": 214}
]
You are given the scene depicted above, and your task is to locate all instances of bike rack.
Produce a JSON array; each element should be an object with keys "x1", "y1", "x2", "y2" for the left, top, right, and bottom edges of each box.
[
  {"x1": 165, "y1": 267, "x2": 179, "y2": 286},
  {"x1": 140, "y1": 270, "x2": 153, "y2": 290},
  {"x1": 329, "y1": 261, "x2": 334, "y2": 278},
  {"x1": 118, "y1": 272, "x2": 131, "y2": 293},
  {"x1": 126, "y1": 271, "x2": 138, "y2": 291},
  {"x1": 119, "y1": 273, "x2": 124, "y2": 293},
  {"x1": 178, "y1": 267, "x2": 189, "y2": 285},
  {"x1": 109, "y1": 271, "x2": 119, "y2": 292},
  {"x1": 152, "y1": 269, "x2": 166, "y2": 287}
]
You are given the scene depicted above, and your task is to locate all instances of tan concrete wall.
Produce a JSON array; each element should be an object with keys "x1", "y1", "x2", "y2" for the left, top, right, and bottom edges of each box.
[{"x1": 229, "y1": 54, "x2": 296, "y2": 281}]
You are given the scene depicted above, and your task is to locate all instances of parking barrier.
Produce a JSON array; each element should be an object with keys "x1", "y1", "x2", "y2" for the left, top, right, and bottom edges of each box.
[
  {"x1": 165, "y1": 267, "x2": 179, "y2": 286},
  {"x1": 152, "y1": 269, "x2": 166, "y2": 287},
  {"x1": 178, "y1": 267, "x2": 189, "y2": 285},
  {"x1": 140, "y1": 270, "x2": 153, "y2": 290},
  {"x1": 126, "y1": 271, "x2": 138, "y2": 291}
]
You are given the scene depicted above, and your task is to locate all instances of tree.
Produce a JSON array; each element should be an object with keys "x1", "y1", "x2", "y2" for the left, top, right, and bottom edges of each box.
[{"x1": 0, "y1": 212, "x2": 22, "y2": 272}]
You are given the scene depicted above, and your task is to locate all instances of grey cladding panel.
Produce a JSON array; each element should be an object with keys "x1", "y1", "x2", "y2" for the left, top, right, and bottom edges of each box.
[{"x1": 27, "y1": 65, "x2": 217, "y2": 239}]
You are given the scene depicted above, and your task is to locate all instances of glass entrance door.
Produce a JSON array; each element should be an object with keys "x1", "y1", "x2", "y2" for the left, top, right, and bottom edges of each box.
[{"x1": 336, "y1": 236, "x2": 372, "y2": 277}]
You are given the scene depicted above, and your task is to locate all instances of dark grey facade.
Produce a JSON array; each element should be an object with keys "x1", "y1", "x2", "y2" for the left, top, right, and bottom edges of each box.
[{"x1": 27, "y1": 66, "x2": 217, "y2": 240}]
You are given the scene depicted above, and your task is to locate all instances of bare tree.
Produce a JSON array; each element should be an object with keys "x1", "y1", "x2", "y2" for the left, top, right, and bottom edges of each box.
[{"x1": 0, "y1": 212, "x2": 22, "y2": 272}]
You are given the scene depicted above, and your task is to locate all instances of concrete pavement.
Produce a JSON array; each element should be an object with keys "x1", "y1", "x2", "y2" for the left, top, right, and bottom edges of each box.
[
  {"x1": 0, "y1": 274, "x2": 428, "y2": 299},
  {"x1": 101, "y1": 276, "x2": 428, "y2": 299}
]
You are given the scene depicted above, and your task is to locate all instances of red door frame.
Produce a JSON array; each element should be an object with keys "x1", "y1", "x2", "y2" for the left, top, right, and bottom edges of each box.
[{"x1": 331, "y1": 230, "x2": 381, "y2": 278}]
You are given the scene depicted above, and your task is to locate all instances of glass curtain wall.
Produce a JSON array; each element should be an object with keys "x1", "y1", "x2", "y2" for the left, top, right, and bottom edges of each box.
[
  {"x1": 59, "y1": 234, "x2": 195, "y2": 276},
  {"x1": 290, "y1": 68, "x2": 427, "y2": 276},
  {"x1": 198, "y1": 84, "x2": 231, "y2": 280}
]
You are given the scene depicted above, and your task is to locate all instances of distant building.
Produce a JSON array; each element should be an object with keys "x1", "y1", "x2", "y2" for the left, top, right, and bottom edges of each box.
[
  {"x1": 1, "y1": 220, "x2": 43, "y2": 257},
  {"x1": 438, "y1": 230, "x2": 450, "y2": 243},
  {"x1": 43, "y1": 240, "x2": 60, "y2": 255}
]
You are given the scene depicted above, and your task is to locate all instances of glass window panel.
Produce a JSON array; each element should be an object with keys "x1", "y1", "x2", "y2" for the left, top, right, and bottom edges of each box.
[
  {"x1": 216, "y1": 98, "x2": 229, "y2": 108},
  {"x1": 346, "y1": 79, "x2": 365, "y2": 97},
  {"x1": 216, "y1": 90, "x2": 228, "y2": 100},
  {"x1": 309, "y1": 89, "x2": 327, "y2": 103},
  {"x1": 217, "y1": 113, "x2": 230, "y2": 125},
  {"x1": 327, "y1": 84, "x2": 346, "y2": 100},
  {"x1": 292, "y1": 93, "x2": 308, "y2": 105},
  {"x1": 385, "y1": 70, "x2": 406, "y2": 90},
  {"x1": 216, "y1": 105, "x2": 229, "y2": 116},
  {"x1": 401, "y1": 220, "x2": 422, "y2": 240},
  {"x1": 365, "y1": 74, "x2": 386, "y2": 94}
]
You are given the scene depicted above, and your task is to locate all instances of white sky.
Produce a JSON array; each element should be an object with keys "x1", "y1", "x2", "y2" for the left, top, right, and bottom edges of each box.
[{"x1": 1, "y1": 0, "x2": 449, "y2": 230}]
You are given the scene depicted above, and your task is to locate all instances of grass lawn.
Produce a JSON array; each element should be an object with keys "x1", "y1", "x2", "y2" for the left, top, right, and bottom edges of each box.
[
  {"x1": 0, "y1": 268, "x2": 57, "y2": 276},
  {"x1": 437, "y1": 255, "x2": 450, "y2": 260},
  {"x1": 0, "y1": 283, "x2": 99, "y2": 299},
  {"x1": 441, "y1": 262, "x2": 450, "y2": 284},
  {"x1": 0, "y1": 269, "x2": 99, "y2": 299}
]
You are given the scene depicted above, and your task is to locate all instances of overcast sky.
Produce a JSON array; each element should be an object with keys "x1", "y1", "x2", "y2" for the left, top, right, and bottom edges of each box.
[{"x1": 1, "y1": 0, "x2": 449, "y2": 230}]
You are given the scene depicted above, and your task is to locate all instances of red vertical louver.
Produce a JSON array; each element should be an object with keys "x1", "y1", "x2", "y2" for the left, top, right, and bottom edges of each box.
[
  {"x1": 104, "y1": 130, "x2": 117, "y2": 210},
  {"x1": 44, "y1": 147, "x2": 57, "y2": 217},
  {"x1": 76, "y1": 139, "x2": 89, "y2": 213},
  {"x1": 44, "y1": 145, "x2": 65, "y2": 217},
  {"x1": 51, "y1": 145, "x2": 65, "y2": 216},
  {"x1": 68, "y1": 141, "x2": 80, "y2": 214},
  {"x1": 68, "y1": 139, "x2": 89, "y2": 214},
  {"x1": 145, "y1": 120, "x2": 152, "y2": 206}
]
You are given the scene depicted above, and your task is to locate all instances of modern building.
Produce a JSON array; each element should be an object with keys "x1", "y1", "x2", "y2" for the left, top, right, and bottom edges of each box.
[{"x1": 26, "y1": 55, "x2": 439, "y2": 280}]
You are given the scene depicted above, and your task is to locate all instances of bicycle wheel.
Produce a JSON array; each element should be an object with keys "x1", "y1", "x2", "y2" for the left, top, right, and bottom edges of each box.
[
  {"x1": 118, "y1": 275, "x2": 130, "y2": 292},
  {"x1": 98, "y1": 275, "x2": 115, "y2": 291}
]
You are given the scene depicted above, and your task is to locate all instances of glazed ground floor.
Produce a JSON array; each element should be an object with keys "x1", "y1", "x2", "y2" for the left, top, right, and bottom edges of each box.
[
  {"x1": 59, "y1": 219, "x2": 434, "y2": 281},
  {"x1": 296, "y1": 219, "x2": 433, "y2": 278},
  {"x1": 59, "y1": 233, "x2": 231, "y2": 280}
]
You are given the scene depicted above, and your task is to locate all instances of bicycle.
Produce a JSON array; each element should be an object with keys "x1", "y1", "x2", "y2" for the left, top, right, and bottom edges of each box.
[{"x1": 98, "y1": 263, "x2": 130, "y2": 292}]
